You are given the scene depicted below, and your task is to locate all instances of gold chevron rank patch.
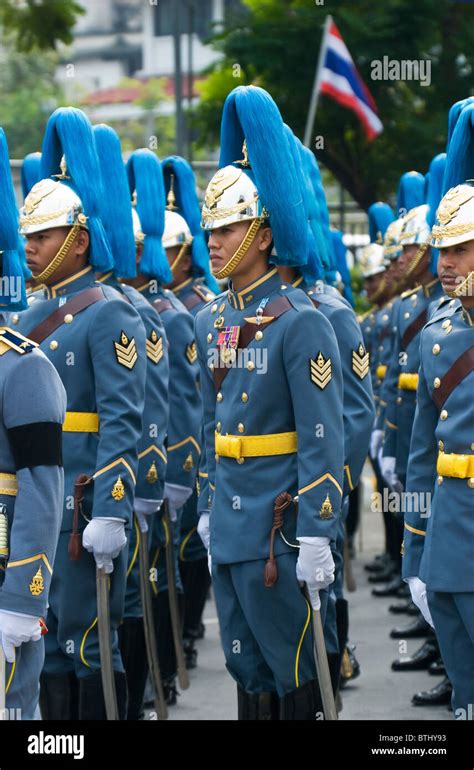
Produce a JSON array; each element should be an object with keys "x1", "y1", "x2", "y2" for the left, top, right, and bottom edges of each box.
[
  {"x1": 146, "y1": 329, "x2": 163, "y2": 364},
  {"x1": 310, "y1": 351, "x2": 332, "y2": 389},
  {"x1": 114, "y1": 330, "x2": 138, "y2": 370},
  {"x1": 352, "y1": 343, "x2": 369, "y2": 379},
  {"x1": 186, "y1": 341, "x2": 198, "y2": 364}
]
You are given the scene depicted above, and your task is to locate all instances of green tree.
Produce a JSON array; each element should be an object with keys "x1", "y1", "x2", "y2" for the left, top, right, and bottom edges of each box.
[
  {"x1": 0, "y1": 0, "x2": 84, "y2": 52},
  {"x1": 192, "y1": 0, "x2": 474, "y2": 209},
  {"x1": 0, "y1": 42, "x2": 64, "y2": 158}
]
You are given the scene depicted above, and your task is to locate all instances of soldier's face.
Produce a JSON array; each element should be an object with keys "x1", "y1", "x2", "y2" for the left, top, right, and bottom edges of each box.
[
  {"x1": 25, "y1": 226, "x2": 89, "y2": 284},
  {"x1": 208, "y1": 221, "x2": 272, "y2": 278},
  {"x1": 438, "y1": 240, "x2": 474, "y2": 297}
]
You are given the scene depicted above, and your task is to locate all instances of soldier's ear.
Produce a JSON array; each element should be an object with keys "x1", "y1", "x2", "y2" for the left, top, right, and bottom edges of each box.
[
  {"x1": 75, "y1": 227, "x2": 90, "y2": 257},
  {"x1": 258, "y1": 225, "x2": 273, "y2": 252}
]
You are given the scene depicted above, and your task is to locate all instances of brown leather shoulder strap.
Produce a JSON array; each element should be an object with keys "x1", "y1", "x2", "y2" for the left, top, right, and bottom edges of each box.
[
  {"x1": 401, "y1": 308, "x2": 428, "y2": 350},
  {"x1": 432, "y1": 344, "x2": 474, "y2": 411},
  {"x1": 212, "y1": 295, "x2": 292, "y2": 391},
  {"x1": 153, "y1": 298, "x2": 175, "y2": 314},
  {"x1": 28, "y1": 287, "x2": 105, "y2": 345}
]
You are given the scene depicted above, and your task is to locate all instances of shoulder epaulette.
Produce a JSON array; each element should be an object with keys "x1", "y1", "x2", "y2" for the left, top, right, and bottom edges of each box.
[
  {"x1": 401, "y1": 285, "x2": 422, "y2": 300},
  {"x1": 193, "y1": 283, "x2": 216, "y2": 303},
  {"x1": 0, "y1": 327, "x2": 38, "y2": 357},
  {"x1": 357, "y1": 308, "x2": 375, "y2": 323}
]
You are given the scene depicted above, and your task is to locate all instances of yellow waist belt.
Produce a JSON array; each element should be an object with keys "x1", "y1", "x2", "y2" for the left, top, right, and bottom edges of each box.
[
  {"x1": 215, "y1": 431, "x2": 297, "y2": 461},
  {"x1": 376, "y1": 364, "x2": 387, "y2": 379},
  {"x1": 437, "y1": 451, "x2": 474, "y2": 479},
  {"x1": 398, "y1": 373, "x2": 419, "y2": 391},
  {"x1": 0, "y1": 472, "x2": 17, "y2": 496},
  {"x1": 63, "y1": 411, "x2": 99, "y2": 433}
]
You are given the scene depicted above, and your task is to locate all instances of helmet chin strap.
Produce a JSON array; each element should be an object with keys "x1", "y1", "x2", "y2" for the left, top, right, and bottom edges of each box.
[
  {"x1": 170, "y1": 242, "x2": 190, "y2": 279},
  {"x1": 447, "y1": 270, "x2": 474, "y2": 299},
  {"x1": 31, "y1": 225, "x2": 81, "y2": 286},
  {"x1": 404, "y1": 240, "x2": 430, "y2": 279},
  {"x1": 212, "y1": 218, "x2": 264, "y2": 280}
]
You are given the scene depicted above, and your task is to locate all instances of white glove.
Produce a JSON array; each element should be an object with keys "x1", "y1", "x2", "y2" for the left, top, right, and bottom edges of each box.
[
  {"x1": 407, "y1": 577, "x2": 434, "y2": 628},
  {"x1": 296, "y1": 536, "x2": 335, "y2": 610},
  {"x1": 0, "y1": 610, "x2": 42, "y2": 663},
  {"x1": 134, "y1": 499, "x2": 162, "y2": 533},
  {"x1": 164, "y1": 483, "x2": 193, "y2": 523},
  {"x1": 370, "y1": 429, "x2": 383, "y2": 460},
  {"x1": 197, "y1": 512, "x2": 210, "y2": 551},
  {"x1": 381, "y1": 456, "x2": 404, "y2": 492},
  {"x1": 83, "y1": 517, "x2": 127, "y2": 574},
  {"x1": 207, "y1": 551, "x2": 212, "y2": 577}
]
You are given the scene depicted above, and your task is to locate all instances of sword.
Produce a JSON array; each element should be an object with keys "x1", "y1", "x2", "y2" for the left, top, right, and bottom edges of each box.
[
  {"x1": 96, "y1": 567, "x2": 119, "y2": 720},
  {"x1": 303, "y1": 585, "x2": 338, "y2": 721},
  {"x1": 0, "y1": 647, "x2": 5, "y2": 720},
  {"x1": 162, "y1": 499, "x2": 190, "y2": 691},
  {"x1": 138, "y1": 522, "x2": 168, "y2": 720}
]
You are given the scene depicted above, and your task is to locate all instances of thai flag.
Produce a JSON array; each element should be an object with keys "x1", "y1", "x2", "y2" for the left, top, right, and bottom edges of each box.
[{"x1": 319, "y1": 19, "x2": 383, "y2": 140}]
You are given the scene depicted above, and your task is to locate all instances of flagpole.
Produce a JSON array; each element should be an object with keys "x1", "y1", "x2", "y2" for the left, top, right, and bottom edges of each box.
[{"x1": 303, "y1": 14, "x2": 333, "y2": 147}]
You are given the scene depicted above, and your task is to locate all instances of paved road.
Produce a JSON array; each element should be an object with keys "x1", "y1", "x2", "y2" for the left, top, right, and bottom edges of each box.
[{"x1": 149, "y1": 468, "x2": 451, "y2": 721}]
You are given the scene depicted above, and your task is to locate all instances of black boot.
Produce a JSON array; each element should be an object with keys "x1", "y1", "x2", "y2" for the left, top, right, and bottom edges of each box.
[
  {"x1": 78, "y1": 670, "x2": 128, "y2": 720},
  {"x1": 412, "y1": 677, "x2": 452, "y2": 706},
  {"x1": 391, "y1": 640, "x2": 439, "y2": 672},
  {"x1": 163, "y1": 676, "x2": 179, "y2": 707},
  {"x1": 372, "y1": 575, "x2": 404, "y2": 597},
  {"x1": 237, "y1": 685, "x2": 279, "y2": 720},
  {"x1": 39, "y1": 671, "x2": 79, "y2": 720},
  {"x1": 180, "y1": 557, "x2": 211, "y2": 649},
  {"x1": 339, "y1": 644, "x2": 361, "y2": 688},
  {"x1": 390, "y1": 615, "x2": 431, "y2": 639},
  {"x1": 368, "y1": 565, "x2": 396, "y2": 584},
  {"x1": 429, "y1": 658, "x2": 446, "y2": 677},
  {"x1": 151, "y1": 591, "x2": 178, "y2": 684},
  {"x1": 183, "y1": 637, "x2": 198, "y2": 669},
  {"x1": 279, "y1": 679, "x2": 322, "y2": 720},
  {"x1": 118, "y1": 616, "x2": 149, "y2": 720}
]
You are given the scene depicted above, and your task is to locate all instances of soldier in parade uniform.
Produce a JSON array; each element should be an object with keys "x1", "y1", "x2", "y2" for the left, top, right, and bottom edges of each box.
[
  {"x1": 403, "y1": 106, "x2": 474, "y2": 718},
  {"x1": 0, "y1": 128, "x2": 66, "y2": 719},
  {"x1": 195, "y1": 85, "x2": 344, "y2": 720},
  {"x1": 123, "y1": 148, "x2": 201, "y2": 703},
  {"x1": 277, "y1": 131, "x2": 374, "y2": 694},
  {"x1": 92, "y1": 124, "x2": 170, "y2": 719},
  {"x1": 161, "y1": 156, "x2": 219, "y2": 668},
  {"x1": 15, "y1": 108, "x2": 147, "y2": 720}
]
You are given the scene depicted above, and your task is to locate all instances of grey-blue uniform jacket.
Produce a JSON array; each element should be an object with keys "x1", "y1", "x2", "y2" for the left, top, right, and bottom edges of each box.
[
  {"x1": 98, "y1": 273, "x2": 169, "y2": 504},
  {"x1": 0, "y1": 318, "x2": 66, "y2": 617},
  {"x1": 298, "y1": 277, "x2": 375, "y2": 495},
  {"x1": 13, "y1": 266, "x2": 146, "y2": 533},
  {"x1": 372, "y1": 299, "x2": 400, "y2": 431},
  {"x1": 137, "y1": 281, "x2": 201, "y2": 490},
  {"x1": 194, "y1": 268, "x2": 345, "y2": 565},
  {"x1": 382, "y1": 280, "x2": 444, "y2": 477},
  {"x1": 402, "y1": 303, "x2": 474, "y2": 591}
]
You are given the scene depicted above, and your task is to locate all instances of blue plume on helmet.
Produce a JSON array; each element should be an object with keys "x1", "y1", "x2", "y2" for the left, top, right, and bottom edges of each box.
[
  {"x1": 367, "y1": 202, "x2": 394, "y2": 244},
  {"x1": 447, "y1": 97, "x2": 474, "y2": 151},
  {"x1": 280, "y1": 127, "x2": 324, "y2": 283},
  {"x1": 21, "y1": 152, "x2": 42, "y2": 199},
  {"x1": 40, "y1": 107, "x2": 113, "y2": 271},
  {"x1": 0, "y1": 128, "x2": 27, "y2": 311},
  {"x1": 331, "y1": 229, "x2": 354, "y2": 306},
  {"x1": 126, "y1": 149, "x2": 172, "y2": 285},
  {"x1": 301, "y1": 146, "x2": 334, "y2": 273},
  {"x1": 93, "y1": 124, "x2": 137, "y2": 278},
  {"x1": 425, "y1": 153, "x2": 446, "y2": 275},
  {"x1": 218, "y1": 86, "x2": 308, "y2": 267},
  {"x1": 161, "y1": 155, "x2": 219, "y2": 293},
  {"x1": 442, "y1": 103, "x2": 474, "y2": 193},
  {"x1": 397, "y1": 171, "x2": 425, "y2": 216}
]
